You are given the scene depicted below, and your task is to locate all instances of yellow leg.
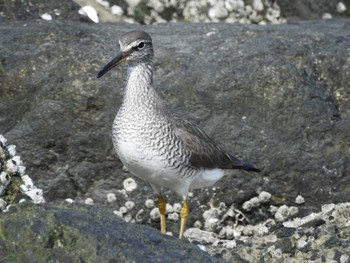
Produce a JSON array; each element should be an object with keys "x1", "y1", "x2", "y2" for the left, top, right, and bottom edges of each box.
[
  {"x1": 179, "y1": 199, "x2": 188, "y2": 239},
  {"x1": 158, "y1": 194, "x2": 167, "y2": 234}
]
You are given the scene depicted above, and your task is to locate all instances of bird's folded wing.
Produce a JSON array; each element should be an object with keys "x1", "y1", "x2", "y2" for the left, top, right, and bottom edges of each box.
[{"x1": 171, "y1": 116, "x2": 247, "y2": 170}]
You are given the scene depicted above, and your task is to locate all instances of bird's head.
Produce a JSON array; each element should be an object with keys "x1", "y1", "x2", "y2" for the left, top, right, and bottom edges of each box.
[{"x1": 97, "y1": 30, "x2": 153, "y2": 78}]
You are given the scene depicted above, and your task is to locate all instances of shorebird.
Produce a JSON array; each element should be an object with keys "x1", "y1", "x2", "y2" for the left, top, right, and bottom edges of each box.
[{"x1": 97, "y1": 30, "x2": 260, "y2": 239}]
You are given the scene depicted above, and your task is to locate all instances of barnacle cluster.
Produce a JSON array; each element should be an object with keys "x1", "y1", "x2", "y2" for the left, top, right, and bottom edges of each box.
[{"x1": 0, "y1": 135, "x2": 45, "y2": 212}]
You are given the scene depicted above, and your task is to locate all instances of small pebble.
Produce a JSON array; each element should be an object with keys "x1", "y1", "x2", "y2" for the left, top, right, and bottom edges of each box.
[
  {"x1": 85, "y1": 198, "x2": 94, "y2": 205},
  {"x1": 336, "y1": 2, "x2": 346, "y2": 14},
  {"x1": 322, "y1": 13, "x2": 332, "y2": 20},
  {"x1": 79, "y1": 6, "x2": 99, "y2": 23},
  {"x1": 65, "y1": 198, "x2": 75, "y2": 203},
  {"x1": 111, "y1": 5, "x2": 124, "y2": 16},
  {"x1": 295, "y1": 195, "x2": 305, "y2": 204},
  {"x1": 41, "y1": 13, "x2": 52, "y2": 21}
]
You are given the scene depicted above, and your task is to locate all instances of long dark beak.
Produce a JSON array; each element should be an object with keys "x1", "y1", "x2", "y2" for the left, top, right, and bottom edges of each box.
[{"x1": 97, "y1": 51, "x2": 129, "y2": 78}]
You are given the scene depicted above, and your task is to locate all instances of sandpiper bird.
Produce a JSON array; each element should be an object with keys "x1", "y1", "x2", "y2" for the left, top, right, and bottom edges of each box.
[{"x1": 97, "y1": 30, "x2": 260, "y2": 238}]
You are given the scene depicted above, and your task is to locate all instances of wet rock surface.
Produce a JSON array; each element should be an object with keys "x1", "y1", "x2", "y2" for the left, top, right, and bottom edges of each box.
[
  {"x1": 0, "y1": 7, "x2": 349, "y2": 263},
  {"x1": 0, "y1": 202, "x2": 223, "y2": 263}
]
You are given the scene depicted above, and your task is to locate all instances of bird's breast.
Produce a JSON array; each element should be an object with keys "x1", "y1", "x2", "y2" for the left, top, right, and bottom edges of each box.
[{"x1": 111, "y1": 106, "x2": 192, "y2": 179}]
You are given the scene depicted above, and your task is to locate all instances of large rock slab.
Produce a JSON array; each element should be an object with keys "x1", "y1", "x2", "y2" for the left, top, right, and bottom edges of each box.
[
  {"x1": 0, "y1": 19, "x2": 349, "y2": 233},
  {"x1": 0, "y1": 202, "x2": 222, "y2": 262}
]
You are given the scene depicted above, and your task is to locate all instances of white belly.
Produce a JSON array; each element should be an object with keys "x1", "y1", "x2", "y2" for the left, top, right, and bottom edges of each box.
[{"x1": 115, "y1": 139, "x2": 190, "y2": 195}]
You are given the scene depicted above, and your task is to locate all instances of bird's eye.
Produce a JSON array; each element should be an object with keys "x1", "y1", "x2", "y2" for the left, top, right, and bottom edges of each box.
[{"x1": 137, "y1": 42, "x2": 145, "y2": 49}]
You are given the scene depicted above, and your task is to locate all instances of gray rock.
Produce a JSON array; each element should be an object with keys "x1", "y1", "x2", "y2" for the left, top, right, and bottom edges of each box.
[
  {"x1": 0, "y1": 16, "x2": 349, "y2": 250},
  {"x1": 0, "y1": 202, "x2": 222, "y2": 262},
  {"x1": 0, "y1": 0, "x2": 81, "y2": 21},
  {"x1": 278, "y1": 0, "x2": 350, "y2": 20},
  {"x1": 190, "y1": 203, "x2": 350, "y2": 262}
]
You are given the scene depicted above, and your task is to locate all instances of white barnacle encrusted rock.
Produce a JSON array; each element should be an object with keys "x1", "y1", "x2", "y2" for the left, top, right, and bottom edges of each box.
[
  {"x1": 193, "y1": 220, "x2": 202, "y2": 228},
  {"x1": 21, "y1": 175, "x2": 34, "y2": 188},
  {"x1": 6, "y1": 145, "x2": 16, "y2": 157},
  {"x1": 0, "y1": 185, "x2": 6, "y2": 196},
  {"x1": 125, "y1": 200, "x2": 135, "y2": 210},
  {"x1": 145, "y1": 198, "x2": 155, "y2": 208},
  {"x1": 6, "y1": 159, "x2": 18, "y2": 174},
  {"x1": 208, "y1": 0, "x2": 229, "y2": 21},
  {"x1": 150, "y1": 207, "x2": 160, "y2": 221},
  {"x1": 184, "y1": 228, "x2": 217, "y2": 243},
  {"x1": 113, "y1": 210, "x2": 123, "y2": 218},
  {"x1": 258, "y1": 191, "x2": 272, "y2": 203},
  {"x1": 123, "y1": 177, "x2": 137, "y2": 192},
  {"x1": 17, "y1": 165, "x2": 26, "y2": 176},
  {"x1": 0, "y1": 198, "x2": 7, "y2": 211},
  {"x1": 173, "y1": 203, "x2": 182, "y2": 213},
  {"x1": 135, "y1": 209, "x2": 144, "y2": 223},
  {"x1": 168, "y1": 212, "x2": 179, "y2": 222},
  {"x1": 0, "y1": 134, "x2": 46, "y2": 207},
  {"x1": 25, "y1": 189, "x2": 45, "y2": 204},
  {"x1": 242, "y1": 196, "x2": 260, "y2": 211},
  {"x1": 107, "y1": 193, "x2": 117, "y2": 203},
  {"x1": 252, "y1": 0, "x2": 264, "y2": 11},
  {"x1": 0, "y1": 172, "x2": 10, "y2": 187},
  {"x1": 274, "y1": 205, "x2": 299, "y2": 222},
  {"x1": 0, "y1": 135, "x2": 7, "y2": 146},
  {"x1": 166, "y1": 203, "x2": 173, "y2": 213},
  {"x1": 119, "y1": 206, "x2": 128, "y2": 214}
]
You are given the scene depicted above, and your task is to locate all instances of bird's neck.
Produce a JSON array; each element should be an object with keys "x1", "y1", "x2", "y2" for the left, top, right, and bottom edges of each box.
[
  {"x1": 125, "y1": 61, "x2": 153, "y2": 93},
  {"x1": 121, "y1": 61, "x2": 159, "y2": 111}
]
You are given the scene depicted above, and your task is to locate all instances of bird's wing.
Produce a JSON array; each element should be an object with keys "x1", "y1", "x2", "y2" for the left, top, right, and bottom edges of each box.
[{"x1": 171, "y1": 116, "x2": 259, "y2": 172}]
